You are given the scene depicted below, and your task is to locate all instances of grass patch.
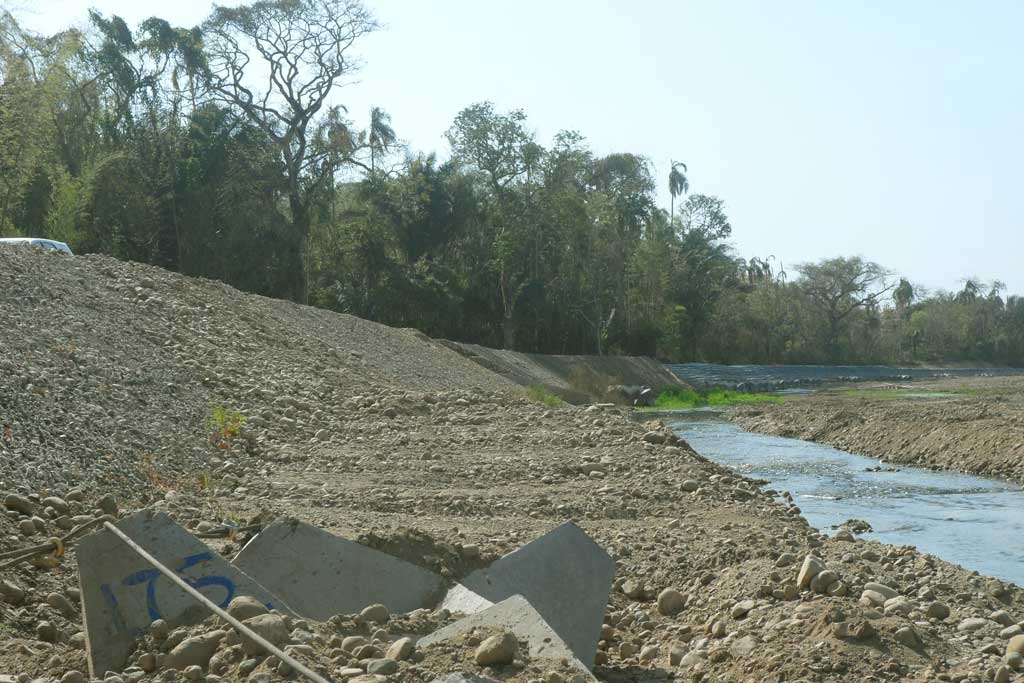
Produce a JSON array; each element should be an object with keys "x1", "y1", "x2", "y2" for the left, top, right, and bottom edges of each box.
[
  {"x1": 643, "y1": 388, "x2": 784, "y2": 410},
  {"x1": 522, "y1": 385, "x2": 564, "y2": 408}
]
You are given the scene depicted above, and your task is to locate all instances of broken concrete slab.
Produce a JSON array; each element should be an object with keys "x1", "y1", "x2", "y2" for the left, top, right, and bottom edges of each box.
[
  {"x1": 429, "y1": 674, "x2": 502, "y2": 683},
  {"x1": 77, "y1": 510, "x2": 288, "y2": 678},
  {"x1": 420, "y1": 595, "x2": 594, "y2": 679},
  {"x1": 440, "y1": 522, "x2": 613, "y2": 669},
  {"x1": 232, "y1": 518, "x2": 445, "y2": 620}
]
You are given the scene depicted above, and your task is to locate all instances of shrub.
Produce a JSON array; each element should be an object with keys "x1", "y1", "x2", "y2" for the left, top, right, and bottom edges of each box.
[
  {"x1": 208, "y1": 404, "x2": 246, "y2": 449},
  {"x1": 648, "y1": 388, "x2": 783, "y2": 409},
  {"x1": 523, "y1": 385, "x2": 564, "y2": 408}
]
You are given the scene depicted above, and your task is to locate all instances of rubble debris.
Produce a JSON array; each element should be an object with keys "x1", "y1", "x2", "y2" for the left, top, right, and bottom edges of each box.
[
  {"x1": 76, "y1": 510, "x2": 288, "y2": 677},
  {"x1": 231, "y1": 518, "x2": 445, "y2": 619},
  {"x1": 441, "y1": 522, "x2": 613, "y2": 668},
  {"x1": 420, "y1": 595, "x2": 593, "y2": 678}
]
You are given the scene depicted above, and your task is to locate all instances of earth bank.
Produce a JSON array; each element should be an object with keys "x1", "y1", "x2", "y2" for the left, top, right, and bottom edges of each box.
[
  {"x1": 732, "y1": 378, "x2": 1024, "y2": 484},
  {"x1": 0, "y1": 248, "x2": 1023, "y2": 683}
]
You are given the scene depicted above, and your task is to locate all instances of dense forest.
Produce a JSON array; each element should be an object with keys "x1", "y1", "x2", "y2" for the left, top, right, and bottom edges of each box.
[{"x1": 1, "y1": 0, "x2": 1021, "y2": 366}]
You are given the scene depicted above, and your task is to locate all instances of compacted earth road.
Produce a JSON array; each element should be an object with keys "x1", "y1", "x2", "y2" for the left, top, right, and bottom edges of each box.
[{"x1": 1, "y1": 247, "x2": 1023, "y2": 683}]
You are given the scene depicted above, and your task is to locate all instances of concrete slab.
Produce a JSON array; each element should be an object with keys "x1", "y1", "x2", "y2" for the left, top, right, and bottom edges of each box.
[
  {"x1": 420, "y1": 595, "x2": 594, "y2": 679},
  {"x1": 77, "y1": 510, "x2": 288, "y2": 678},
  {"x1": 430, "y1": 674, "x2": 501, "y2": 683},
  {"x1": 231, "y1": 518, "x2": 445, "y2": 620},
  {"x1": 440, "y1": 522, "x2": 613, "y2": 669}
]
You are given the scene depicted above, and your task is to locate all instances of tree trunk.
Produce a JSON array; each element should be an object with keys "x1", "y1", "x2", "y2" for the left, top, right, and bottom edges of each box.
[
  {"x1": 288, "y1": 190, "x2": 310, "y2": 305},
  {"x1": 502, "y1": 311, "x2": 515, "y2": 350},
  {"x1": 827, "y1": 317, "x2": 841, "y2": 363}
]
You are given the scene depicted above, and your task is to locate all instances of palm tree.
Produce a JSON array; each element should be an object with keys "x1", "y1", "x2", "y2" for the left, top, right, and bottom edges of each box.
[
  {"x1": 893, "y1": 278, "x2": 915, "y2": 314},
  {"x1": 668, "y1": 160, "x2": 689, "y2": 226},
  {"x1": 368, "y1": 106, "x2": 396, "y2": 173},
  {"x1": 956, "y1": 278, "x2": 982, "y2": 304}
]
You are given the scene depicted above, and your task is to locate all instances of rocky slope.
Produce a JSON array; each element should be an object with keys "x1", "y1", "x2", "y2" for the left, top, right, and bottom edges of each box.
[
  {"x1": 0, "y1": 246, "x2": 512, "y2": 497},
  {"x1": 732, "y1": 378, "x2": 1024, "y2": 483},
  {"x1": 1, "y1": 248, "x2": 1023, "y2": 683},
  {"x1": 438, "y1": 341, "x2": 688, "y2": 403}
]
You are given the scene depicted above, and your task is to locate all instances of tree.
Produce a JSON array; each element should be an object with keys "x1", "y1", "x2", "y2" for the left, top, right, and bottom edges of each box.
[
  {"x1": 678, "y1": 194, "x2": 731, "y2": 240},
  {"x1": 0, "y1": 11, "x2": 59, "y2": 234},
  {"x1": 445, "y1": 102, "x2": 539, "y2": 349},
  {"x1": 445, "y1": 102, "x2": 534, "y2": 193},
  {"x1": 956, "y1": 277, "x2": 983, "y2": 304},
  {"x1": 796, "y1": 256, "x2": 895, "y2": 361},
  {"x1": 893, "y1": 278, "x2": 915, "y2": 315},
  {"x1": 200, "y1": 0, "x2": 378, "y2": 299},
  {"x1": 668, "y1": 160, "x2": 688, "y2": 226},
  {"x1": 366, "y1": 106, "x2": 396, "y2": 173}
]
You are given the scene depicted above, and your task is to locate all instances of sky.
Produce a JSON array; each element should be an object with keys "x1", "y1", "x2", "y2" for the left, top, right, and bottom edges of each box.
[{"x1": 16, "y1": 0, "x2": 1024, "y2": 295}]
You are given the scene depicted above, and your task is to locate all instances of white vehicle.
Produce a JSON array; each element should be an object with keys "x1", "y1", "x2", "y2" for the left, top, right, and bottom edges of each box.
[{"x1": 0, "y1": 237, "x2": 74, "y2": 255}]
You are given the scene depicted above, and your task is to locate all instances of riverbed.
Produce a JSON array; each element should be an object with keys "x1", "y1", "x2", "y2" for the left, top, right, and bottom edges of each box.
[{"x1": 671, "y1": 416, "x2": 1024, "y2": 586}]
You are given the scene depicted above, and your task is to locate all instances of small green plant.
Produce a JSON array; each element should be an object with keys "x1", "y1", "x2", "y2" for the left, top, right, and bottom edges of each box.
[
  {"x1": 208, "y1": 404, "x2": 247, "y2": 449},
  {"x1": 523, "y1": 385, "x2": 564, "y2": 408},
  {"x1": 642, "y1": 388, "x2": 783, "y2": 410}
]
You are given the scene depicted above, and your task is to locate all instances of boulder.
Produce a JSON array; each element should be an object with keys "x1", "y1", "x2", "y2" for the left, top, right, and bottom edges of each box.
[
  {"x1": 475, "y1": 631, "x2": 518, "y2": 666},
  {"x1": 958, "y1": 618, "x2": 989, "y2": 633},
  {"x1": 657, "y1": 589, "x2": 686, "y2": 616},
  {"x1": 241, "y1": 614, "x2": 291, "y2": 655},
  {"x1": 863, "y1": 582, "x2": 898, "y2": 600},
  {"x1": 797, "y1": 556, "x2": 825, "y2": 589},
  {"x1": 226, "y1": 596, "x2": 268, "y2": 622},
  {"x1": 1007, "y1": 635, "x2": 1024, "y2": 658},
  {"x1": 163, "y1": 631, "x2": 226, "y2": 670},
  {"x1": 926, "y1": 602, "x2": 950, "y2": 620}
]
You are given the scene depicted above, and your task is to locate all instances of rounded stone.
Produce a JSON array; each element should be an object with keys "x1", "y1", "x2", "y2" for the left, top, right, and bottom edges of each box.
[
  {"x1": 359, "y1": 603, "x2": 389, "y2": 624},
  {"x1": 1007, "y1": 634, "x2": 1024, "y2": 658},
  {"x1": 926, "y1": 602, "x2": 950, "y2": 620},
  {"x1": 365, "y1": 659, "x2": 399, "y2": 675},
  {"x1": 475, "y1": 631, "x2": 518, "y2": 666},
  {"x1": 657, "y1": 588, "x2": 686, "y2": 616},
  {"x1": 797, "y1": 555, "x2": 826, "y2": 589},
  {"x1": 227, "y1": 596, "x2": 268, "y2": 622}
]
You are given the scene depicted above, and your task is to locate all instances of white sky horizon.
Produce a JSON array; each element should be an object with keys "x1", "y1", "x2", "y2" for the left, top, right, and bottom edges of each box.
[{"x1": 14, "y1": 0, "x2": 1024, "y2": 297}]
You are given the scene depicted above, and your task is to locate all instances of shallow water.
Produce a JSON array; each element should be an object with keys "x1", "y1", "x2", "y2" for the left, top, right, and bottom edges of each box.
[{"x1": 671, "y1": 418, "x2": 1024, "y2": 586}]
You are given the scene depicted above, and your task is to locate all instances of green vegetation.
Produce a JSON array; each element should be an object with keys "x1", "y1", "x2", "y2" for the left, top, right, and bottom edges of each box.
[
  {"x1": 646, "y1": 388, "x2": 784, "y2": 410},
  {"x1": 207, "y1": 405, "x2": 246, "y2": 448},
  {"x1": 1, "y1": 2, "x2": 1022, "y2": 366},
  {"x1": 523, "y1": 385, "x2": 564, "y2": 408}
]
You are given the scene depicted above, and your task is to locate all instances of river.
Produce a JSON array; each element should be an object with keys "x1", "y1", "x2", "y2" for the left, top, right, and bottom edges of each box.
[{"x1": 670, "y1": 415, "x2": 1024, "y2": 586}]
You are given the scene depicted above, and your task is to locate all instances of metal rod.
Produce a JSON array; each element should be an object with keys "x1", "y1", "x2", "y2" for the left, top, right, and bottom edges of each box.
[
  {"x1": 0, "y1": 516, "x2": 109, "y2": 569},
  {"x1": 102, "y1": 521, "x2": 332, "y2": 683}
]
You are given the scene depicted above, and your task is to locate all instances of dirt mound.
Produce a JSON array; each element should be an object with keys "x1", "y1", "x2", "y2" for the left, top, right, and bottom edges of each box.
[
  {"x1": 0, "y1": 247, "x2": 513, "y2": 497},
  {"x1": 440, "y1": 341, "x2": 688, "y2": 403}
]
